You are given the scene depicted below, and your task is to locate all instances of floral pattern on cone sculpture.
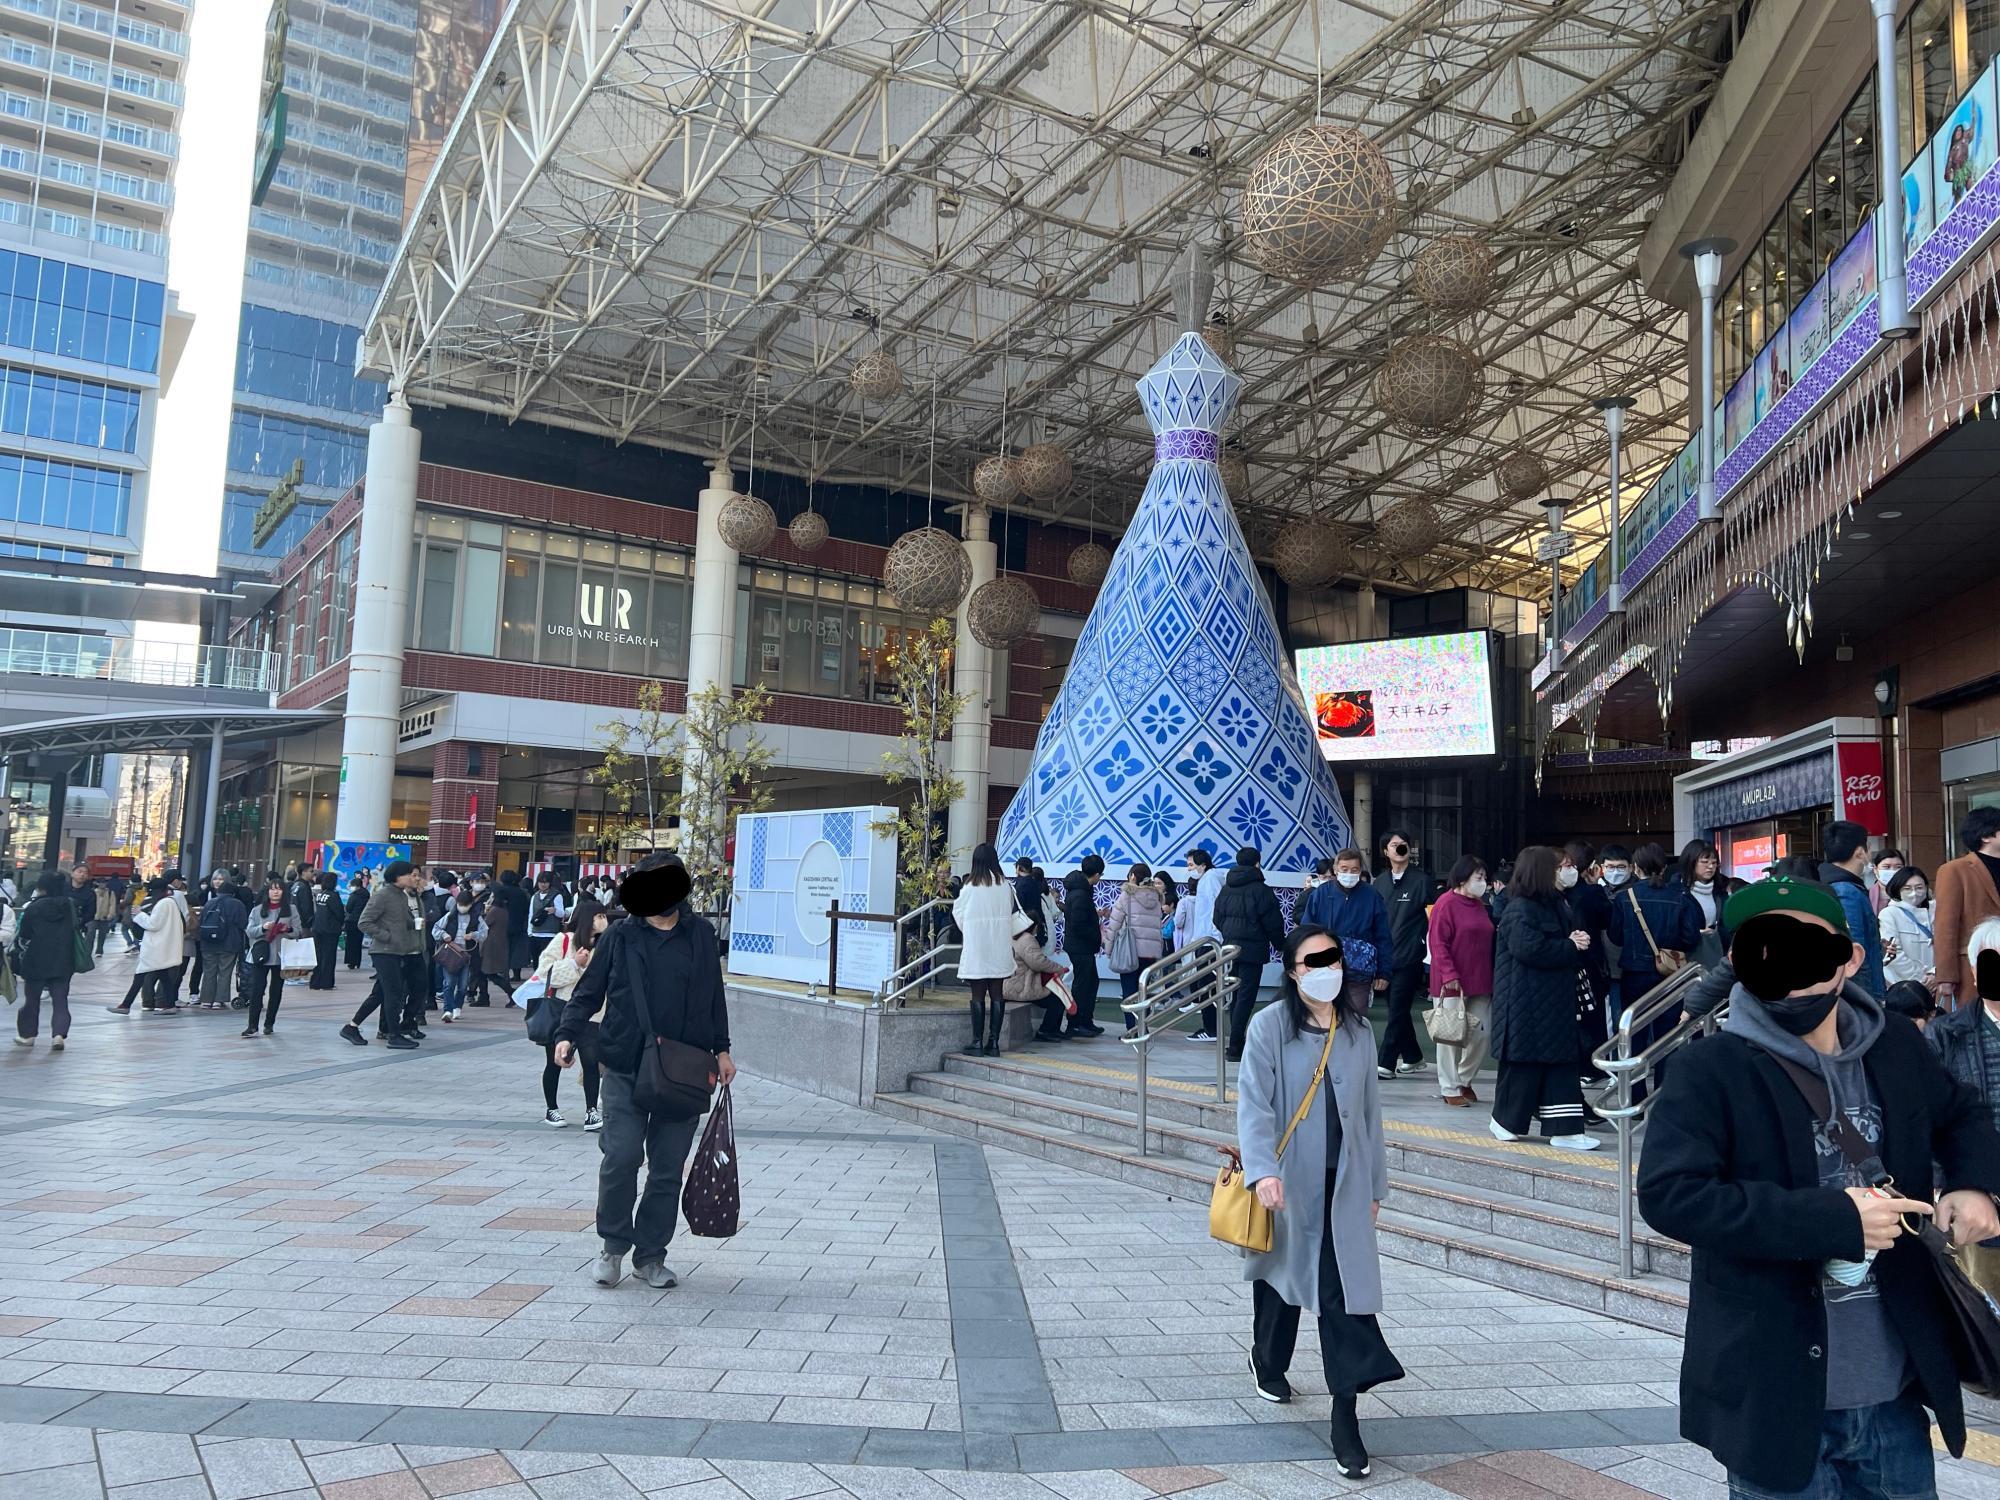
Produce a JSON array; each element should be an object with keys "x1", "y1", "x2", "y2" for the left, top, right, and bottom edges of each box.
[{"x1": 998, "y1": 331, "x2": 1353, "y2": 872}]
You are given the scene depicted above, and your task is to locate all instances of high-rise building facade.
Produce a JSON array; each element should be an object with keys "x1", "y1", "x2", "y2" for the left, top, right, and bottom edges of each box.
[{"x1": 0, "y1": 0, "x2": 183, "y2": 569}]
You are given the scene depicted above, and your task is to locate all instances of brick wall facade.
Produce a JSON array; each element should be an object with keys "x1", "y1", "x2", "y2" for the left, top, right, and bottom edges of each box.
[{"x1": 427, "y1": 740, "x2": 502, "y2": 870}]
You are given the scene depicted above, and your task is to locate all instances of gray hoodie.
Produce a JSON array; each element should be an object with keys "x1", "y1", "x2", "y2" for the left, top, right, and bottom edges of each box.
[{"x1": 1721, "y1": 982, "x2": 1911, "y2": 1411}]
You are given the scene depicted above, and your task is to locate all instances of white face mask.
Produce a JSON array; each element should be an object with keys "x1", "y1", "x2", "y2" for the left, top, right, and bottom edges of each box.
[
  {"x1": 1604, "y1": 867, "x2": 1631, "y2": 886},
  {"x1": 1901, "y1": 889, "x2": 1928, "y2": 907},
  {"x1": 1464, "y1": 878, "x2": 1488, "y2": 899},
  {"x1": 1297, "y1": 966, "x2": 1343, "y2": 1003},
  {"x1": 1556, "y1": 866, "x2": 1578, "y2": 889},
  {"x1": 1877, "y1": 867, "x2": 1901, "y2": 888},
  {"x1": 1335, "y1": 871, "x2": 1362, "y2": 889}
]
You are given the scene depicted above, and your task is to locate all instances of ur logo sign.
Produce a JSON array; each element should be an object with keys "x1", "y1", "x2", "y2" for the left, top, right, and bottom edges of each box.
[{"x1": 579, "y1": 584, "x2": 634, "y2": 629}]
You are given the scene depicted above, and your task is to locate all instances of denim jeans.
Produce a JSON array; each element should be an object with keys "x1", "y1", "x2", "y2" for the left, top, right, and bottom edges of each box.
[
  {"x1": 438, "y1": 963, "x2": 467, "y2": 1013},
  {"x1": 1726, "y1": 1391, "x2": 1935, "y2": 1500}
]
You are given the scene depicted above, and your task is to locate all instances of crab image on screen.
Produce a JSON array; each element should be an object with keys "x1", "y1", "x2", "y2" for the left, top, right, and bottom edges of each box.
[{"x1": 1315, "y1": 690, "x2": 1375, "y2": 740}]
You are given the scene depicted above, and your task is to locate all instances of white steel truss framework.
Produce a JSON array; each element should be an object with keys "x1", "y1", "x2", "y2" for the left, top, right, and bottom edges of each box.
[{"x1": 364, "y1": 0, "x2": 1742, "y2": 596}]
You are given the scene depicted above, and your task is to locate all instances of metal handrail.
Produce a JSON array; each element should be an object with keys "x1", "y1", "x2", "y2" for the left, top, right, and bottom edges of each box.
[
  {"x1": 877, "y1": 941, "x2": 961, "y2": 1008},
  {"x1": 1590, "y1": 964, "x2": 1726, "y2": 1277},
  {"x1": 1121, "y1": 938, "x2": 1240, "y2": 1155}
]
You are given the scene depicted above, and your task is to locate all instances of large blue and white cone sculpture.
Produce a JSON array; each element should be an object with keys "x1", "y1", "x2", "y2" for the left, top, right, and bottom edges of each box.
[{"x1": 997, "y1": 331, "x2": 1353, "y2": 873}]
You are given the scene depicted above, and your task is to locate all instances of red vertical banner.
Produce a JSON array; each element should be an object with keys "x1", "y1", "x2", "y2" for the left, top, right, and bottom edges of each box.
[
  {"x1": 1834, "y1": 740, "x2": 1888, "y2": 836},
  {"x1": 465, "y1": 792, "x2": 479, "y2": 851}
]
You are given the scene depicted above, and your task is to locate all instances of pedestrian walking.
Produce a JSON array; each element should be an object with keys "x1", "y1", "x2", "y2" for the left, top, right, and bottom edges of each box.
[
  {"x1": 1061, "y1": 855, "x2": 1106, "y2": 1039},
  {"x1": 1489, "y1": 846, "x2": 1598, "y2": 1150},
  {"x1": 345, "y1": 861, "x2": 427, "y2": 1048},
  {"x1": 1372, "y1": 830, "x2": 1435, "y2": 1080},
  {"x1": 240, "y1": 878, "x2": 299, "y2": 1035},
  {"x1": 430, "y1": 890, "x2": 485, "y2": 1020},
  {"x1": 537, "y1": 899, "x2": 607, "y2": 1128},
  {"x1": 1640, "y1": 876, "x2": 2000, "y2": 1499},
  {"x1": 1819, "y1": 819, "x2": 1887, "y2": 995},
  {"x1": 1427, "y1": 856, "x2": 1495, "y2": 1106},
  {"x1": 528, "y1": 871, "x2": 568, "y2": 944},
  {"x1": 309, "y1": 873, "x2": 343, "y2": 989},
  {"x1": 1215, "y1": 846, "x2": 1286, "y2": 1062},
  {"x1": 954, "y1": 843, "x2": 1019, "y2": 1057},
  {"x1": 1926, "y1": 914, "x2": 2000, "y2": 1298},
  {"x1": 342, "y1": 871, "x2": 369, "y2": 969},
  {"x1": 90, "y1": 873, "x2": 119, "y2": 954},
  {"x1": 11, "y1": 872, "x2": 78, "y2": 1049},
  {"x1": 1607, "y1": 843, "x2": 1703, "y2": 1055},
  {"x1": 1236, "y1": 923, "x2": 1403, "y2": 1480},
  {"x1": 1103, "y1": 862, "x2": 1165, "y2": 1016},
  {"x1": 479, "y1": 891, "x2": 517, "y2": 1006},
  {"x1": 1879, "y1": 865, "x2": 1935, "y2": 988},
  {"x1": 498, "y1": 869, "x2": 532, "y2": 977},
  {"x1": 1302, "y1": 847, "x2": 1392, "y2": 1030},
  {"x1": 193, "y1": 871, "x2": 247, "y2": 1010},
  {"x1": 106, "y1": 878, "x2": 185, "y2": 1016},
  {"x1": 554, "y1": 855, "x2": 735, "y2": 1290}
]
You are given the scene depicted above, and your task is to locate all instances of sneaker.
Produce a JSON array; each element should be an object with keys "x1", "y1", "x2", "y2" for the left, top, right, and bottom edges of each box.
[
  {"x1": 239, "y1": 1027, "x2": 258, "y2": 1038},
  {"x1": 339, "y1": 1024, "x2": 368, "y2": 1046},
  {"x1": 262, "y1": 1026, "x2": 275, "y2": 1037},
  {"x1": 1551, "y1": 1133, "x2": 1602, "y2": 1152},
  {"x1": 1249, "y1": 1353, "x2": 1291, "y2": 1404},
  {"x1": 1395, "y1": 1059, "x2": 1427, "y2": 1075},
  {"x1": 440, "y1": 1012, "x2": 454, "y2": 1023},
  {"x1": 385, "y1": 1035, "x2": 418, "y2": 1050},
  {"x1": 408, "y1": 1028, "x2": 427, "y2": 1040},
  {"x1": 1187, "y1": 1030, "x2": 1218, "y2": 1042},
  {"x1": 1033, "y1": 1030, "x2": 1067, "y2": 1042},
  {"x1": 636, "y1": 1260, "x2": 678, "y2": 1290},
  {"x1": 591, "y1": 1252, "x2": 624, "y2": 1287},
  {"x1": 1489, "y1": 1118, "x2": 1522, "y2": 1142},
  {"x1": 1377, "y1": 1066, "x2": 1394, "y2": 1080},
  {"x1": 1075, "y1": 1025, "x2": 1105, "y2": 1037},
  {"x1": 11, "y1": 1036, "x2": 29, "y2": 1047},
  {"x1": 583, "y1": 1107, "x2": 603, "y2": 1132},
  {"x1": 105, "y1": 1004, "x2": 129, "y2": 1014},
  {"x1": 545, "y1": 1109, "x2": 566, "y2": 1127},
  {"x1": 49, "y1": 1037, "x2": 64, "y2": 1051}
]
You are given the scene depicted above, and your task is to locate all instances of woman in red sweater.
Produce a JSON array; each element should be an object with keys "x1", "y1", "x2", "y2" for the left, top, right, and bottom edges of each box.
[{"x1": 1427, "y1": 856, "x2": 1496, "y2": 1106}]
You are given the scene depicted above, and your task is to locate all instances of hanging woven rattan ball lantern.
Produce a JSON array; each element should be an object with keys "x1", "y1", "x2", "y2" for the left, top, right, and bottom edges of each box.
[
  {"x1": 1240, "y1": 124, "x2": 1398, "y2": 286},
  {"x1": 1201, "y1": 324, "x2": 1236, "y2": 366},
  {"x1": 1495, "y1": 448, "x2": 1547, "y2": 504},
  {"x1": 1015, "y1": 442, "x2": 1073, "y2": 500},
  {"x1": 1218, "y1": 450, "x2": 1250, "y2": 499},
  {"x1": 1374, "y1": 334, "x2": 1482, "y2": 435},
  {"x1": 717, "y1": 492, "x2": 776, "y2": 553},
  {"x1": 1411, "y1": 235, "x2": 1497, "y2": 316},
  {"x1": 971, "y1": 455, "x2": 1021, "y2": 506},
  {"x1": 1066, "y1": 541, "x2": 1111, "y2": 588},
  {"x1": 1374, "y1": 496, "x2": 1444, "y2": 560},
  {"x1": 884, "y1": 526, "x2": 973, "y2": 617},
  {"x1": 966, "y1": 574, "x2": 1040, "y2": 648},
  {"x1": 849, "y1": 350, "x2": 904, "y2": 400},
  {"x1": 1271, "y1": 519, "x2": 1350, "y2": 589},
  {"x1": 788, "y1": 509, "x2": 829, "y2": 553}
]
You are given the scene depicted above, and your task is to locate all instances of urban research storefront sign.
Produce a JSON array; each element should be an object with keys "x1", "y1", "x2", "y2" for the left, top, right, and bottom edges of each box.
[{"x1": 545, "y1": 584, "x2": 659, "y2": 651}]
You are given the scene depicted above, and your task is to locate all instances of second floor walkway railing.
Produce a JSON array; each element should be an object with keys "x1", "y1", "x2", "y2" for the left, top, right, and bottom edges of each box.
[{"x1": 0, "y1": 628, "x2": 275, "y2": 694}]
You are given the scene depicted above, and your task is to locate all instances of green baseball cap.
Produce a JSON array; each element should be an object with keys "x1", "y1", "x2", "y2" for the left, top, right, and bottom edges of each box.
[{"x1": 1722, "y1": 875, "x2": 1848, "y2": 935}]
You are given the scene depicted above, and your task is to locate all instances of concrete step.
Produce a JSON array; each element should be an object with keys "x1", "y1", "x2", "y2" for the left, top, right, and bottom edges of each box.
[
  {"x1": 1382, "y1": 1127, "x2": 1625, "y2": 1219},
  {"x1": 909, "y1": 1069, "x2": 1231, "y2": 1166},
  {"x1": 1385, "y1": 1175, "x2": 1689, "y2": 1281},
  {"x1": 938, "y1": 1047, "x2": 1237, "y2": 1133}
]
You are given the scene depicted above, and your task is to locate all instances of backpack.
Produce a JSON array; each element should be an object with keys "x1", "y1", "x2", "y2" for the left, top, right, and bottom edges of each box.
[{"x1": 198, "y1": 899, "x2": 232, "y2": 944}]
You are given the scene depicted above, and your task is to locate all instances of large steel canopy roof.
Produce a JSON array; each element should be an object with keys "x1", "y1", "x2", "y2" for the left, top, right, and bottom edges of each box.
[{"x1": 362, "y1": 0, "x2": 1739, "y2": 594}]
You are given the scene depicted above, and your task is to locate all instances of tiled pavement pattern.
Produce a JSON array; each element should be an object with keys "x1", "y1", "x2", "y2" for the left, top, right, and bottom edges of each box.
[{"x1": 0, "y1": 951, "x2": 1995, "y2": 1500}]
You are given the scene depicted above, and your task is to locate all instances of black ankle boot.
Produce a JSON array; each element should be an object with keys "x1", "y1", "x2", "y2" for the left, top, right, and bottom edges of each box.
[{"x1": 1329, "y1": 1394, "x2": 1369, "y2": 1478}]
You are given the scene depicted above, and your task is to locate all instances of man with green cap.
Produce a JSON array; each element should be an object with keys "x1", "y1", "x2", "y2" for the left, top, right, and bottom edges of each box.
[{"x1": 1639, "y1": 874, "x2": 2000, "y2": 1500}]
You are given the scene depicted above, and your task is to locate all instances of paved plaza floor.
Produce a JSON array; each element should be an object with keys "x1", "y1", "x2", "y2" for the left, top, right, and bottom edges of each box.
[{"x1": 3, "y1": 950, "x2": 1996, "y2": 1500}]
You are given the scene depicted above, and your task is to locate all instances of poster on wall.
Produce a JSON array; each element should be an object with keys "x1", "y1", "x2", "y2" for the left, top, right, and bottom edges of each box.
[
  {"x1": 1828, "y1": 218, "x2": 1876, "y2": 334},
  {"x1": 1723, "y1": 367, "x2": 1755, "y2": 454},
  {"x1": 1784, "y1": 275, "x2": 1831, "y2": 388},
  {"x1": 1753, "y1": 334, "x2": 1782, "y2": 421},
  {"x1": 1905, "y1": 141, "x2": 1935, "y2": 258},
  {"x1": 319, "y1": 841, "x2": 409, "y2": 895},
  {"x1": 1294, "y1": 632, "x2": 1498, "y2": 762},
  {"x1": 1934, "y1": 67, "x2": 1998, "y2": 218},
  {"x1": 726, "y1": 806, "x2": 898, "y2": 990},
  {"x1": 1678, "y1": 436, "x2": 1699, "y2": 504}
]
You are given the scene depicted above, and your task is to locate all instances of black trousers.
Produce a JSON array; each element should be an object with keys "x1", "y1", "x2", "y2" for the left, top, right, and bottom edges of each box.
[
  {"x1": 1251, "y1": 1171, "x2": 1405, "y2": 1397},
  {"x1": 966, "y1": 978, "x2": 1005, "y2": 1045},
  {"x1": 343, "y1": 925, "x2": 363, "y2": 968},
  {"x1": 1376, "y1": 963, "x2": 1425, "y2": 1069},
  {"x1": 1066, "y1": 954, "x2": 1099, "y2": 1028},
  {"x1": 544, "y1": 1037, "x2": 601, "y2": 1111},
  {"x1": 245, "y1": 965, "x2": 284, "y2": 1030},
  {"x1": 309, "y1": 932, "x2": 339, "y2": 988},
  {"x1": 363, "y1": 953, "x2": 427, "y2": 1036},
  {"x1": 1224, "y1": 956, "x2": 1262, "y2": 1058},
  {"x1": 596, "y1": 1067, "x2": 701, "y2": 1264},
  {"x1": 165, "y1": 955, "x2": 189, "y2": 1003},
  {"x1": 1492, "y1": 1059, "x2": 1586, "y2": 1137}
]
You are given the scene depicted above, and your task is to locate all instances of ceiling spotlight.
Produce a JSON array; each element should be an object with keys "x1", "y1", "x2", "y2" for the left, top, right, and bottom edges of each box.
[
  {"x1": 1511, "y1": 105, "x2": 1536, "y2": 127},
  {"x1": 1877, "y1": 510, "x2": 1903, "y2": 519},
  {"x1": 1420, "y1": 73, "x2": 1445, "y2": 100},
  {"x1": 937, "y1": 193, "x2": 962, "y2": 218},
  {"x1": 1848, "y1": 531, "x2": 1871, "y2": 539},
  {"x1": 1187, "y1": 142, "x2": 1211, "y2": 158},
  {"x1": 1301, "y1": 321, "x2": 1321, "y2": 344}
]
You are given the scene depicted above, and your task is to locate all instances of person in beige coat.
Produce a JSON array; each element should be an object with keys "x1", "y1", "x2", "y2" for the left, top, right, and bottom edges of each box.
[{"x1": 1002, "y1": 909, "x2": 1070, "y2": 1041}]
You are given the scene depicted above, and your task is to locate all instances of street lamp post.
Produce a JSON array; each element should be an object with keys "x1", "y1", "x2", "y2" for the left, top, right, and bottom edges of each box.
[
  {"x1": 1871, "y1": 0, "x2": 1918, "y2": 339},
  {"x1": 1679, "y1": 237, "x2": 1735, "y2": 524},
  {"x1": 1594, "y1": 396, "x2": 1637, "y2": 614},
  {"x1": 1541, "y1": 496, "x2": 1571, "y2": 671}
]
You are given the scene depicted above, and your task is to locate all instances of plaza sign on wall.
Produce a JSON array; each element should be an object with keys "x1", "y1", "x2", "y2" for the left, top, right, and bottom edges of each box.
[
  {"x1": 545, "y1": 584, "x2": 659, "y2": 652},
  {"x1": 727, "y1": 806, "x2": 897, "y2": 991}
]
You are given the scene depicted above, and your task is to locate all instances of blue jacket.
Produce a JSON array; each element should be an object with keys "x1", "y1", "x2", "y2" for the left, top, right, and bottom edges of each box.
[
  {"x1": 1301, "y1": 879, "x2": 1391, "y2": 976},
  {"x1": 1606, "y1": 880, "x2": 1704, "y2": 984},
  {"x1": 1819, "y1": 862, "x2": 1886, "y2": 994}
]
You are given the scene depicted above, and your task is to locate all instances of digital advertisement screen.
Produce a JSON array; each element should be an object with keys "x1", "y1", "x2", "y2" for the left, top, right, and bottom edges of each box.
[{"x1": 1294, "y1": 631, "x2": 1498, "y2": 763}]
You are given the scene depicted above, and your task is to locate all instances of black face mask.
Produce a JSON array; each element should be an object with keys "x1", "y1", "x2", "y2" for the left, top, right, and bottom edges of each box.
[
  {"x1": 1732, "y1": 914, "x2": 1855, "y2": 1004},
  {"x1": 1761, "y1": 991, "x2": 1841, "y2": 1036},
  {"x1": 1978, "y1": 950, "x2": 2000, "y2": 1004}
]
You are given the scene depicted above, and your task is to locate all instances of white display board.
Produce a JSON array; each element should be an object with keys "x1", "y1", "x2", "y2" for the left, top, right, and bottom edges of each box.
[{"x1": 727, "y1": 806, "x2": 898, "y2": 990}]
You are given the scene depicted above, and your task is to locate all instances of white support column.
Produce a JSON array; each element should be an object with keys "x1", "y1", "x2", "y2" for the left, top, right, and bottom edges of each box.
[
  {"x1": 1595, "y1": 396, "x2": 1635, "y2": 614},
  {"x1": 197, "y1": 722, "x2": 223, "y2": 877},
  {"x1": 948, "y1": 506, "x2": 996, "y2": 870},
  {"x1": 686, "y1": 459, "x2": 738, "y2": 705},
  {"x1": 334, "y1": 396, "x2": 420, "y2": 842},
  {"x1": 1872, "y1": 0, "x2": 1918, "y2": 339}
]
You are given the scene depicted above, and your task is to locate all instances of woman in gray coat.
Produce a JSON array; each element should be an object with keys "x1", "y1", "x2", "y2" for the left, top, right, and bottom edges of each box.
[{"x1": 1237, "y1": 923, "x2": 1403, "y2": 1478}]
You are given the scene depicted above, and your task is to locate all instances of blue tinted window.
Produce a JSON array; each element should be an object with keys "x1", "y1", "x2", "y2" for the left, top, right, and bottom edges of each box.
[
  {"x1": 235, "y1": 304, "x2": 385, "y2": 417},
  {"x1": 0, "y1": 454, "x2": 130, "y2": 536},
  {"x1": 0, "y1": 252, "x2": 164, "y2": 374},
  {"x1": 0, "y1": 363, "x2": 140, "y2": 452}
]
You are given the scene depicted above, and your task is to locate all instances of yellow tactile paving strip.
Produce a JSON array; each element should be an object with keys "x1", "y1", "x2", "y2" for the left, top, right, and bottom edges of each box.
[{"x1": 1937, "y1": 1425, "x2": 2000, "y2": 1467}]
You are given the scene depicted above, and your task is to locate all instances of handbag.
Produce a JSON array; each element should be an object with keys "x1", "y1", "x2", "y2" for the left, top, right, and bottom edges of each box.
[
  {"x1": 1425, "y1": 990, "x2": 1468, "y2": 1044},
  {"x1": 1209, "y1": 1021, "x2": 1337, "y2": 1252},
  {"x1": 1106, "y1": 895, "x2": 1140, "y2": 972},
  {"x1": 71, "y1": 924, "x2": 94, "y2": 975},
  {"x1": 436, "y1": 941, "x2": 468, "y2": 974},
  {"x1": 279, "y1": 936, "x2": 315, "y2": 970},
  {"x1": 1045, "y1": 974, "x2": 1076, "y2": 1016},
  {"x1": 1626, "y1": 888, "x2": 1686, "y2": 977},
  {"x1": 525, "y1": 991, "x2": 561, "y2": 1046},
  {"x1": 681, "y1": 1083, "x2": 740, "y2": 1238},
  {"x1": 1772, "y1": 1054, "x2": 2000, "y2": 1397}
]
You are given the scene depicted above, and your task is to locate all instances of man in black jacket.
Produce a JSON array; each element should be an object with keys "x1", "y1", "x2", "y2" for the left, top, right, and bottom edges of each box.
[
  {"x1": 1928, "y1": 918, "x2": 2000, "y2": 1297},
  {"x1": 556, "y1": 853, "x2": 735, "y2": 1291},
  {"x1": 1213, "y1": 846, "x2": 1285, "y2": 1061},
  {"x1": 342, "y1": 871, "x2": 370, "y2": 969},
  {"x1": 1060, "y1": 855, "x2": 1105, "y2": 1037},
  {"x1": 1638, "y1": 876, "x2": 2000, "y2": 1498},
  {"x1": 1372, "y1": 829, "x2": 1435, "y2": 1079},
  {"x1": 1013, "y1": 857, "x2": 1050, "y2": 947}
]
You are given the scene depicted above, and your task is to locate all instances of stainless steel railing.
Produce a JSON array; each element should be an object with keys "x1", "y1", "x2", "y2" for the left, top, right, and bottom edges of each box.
[
  {"x1": 1120, "y1": 938, "x2": 1240, "y2": 1154},
  {"x1": 875, "y1": 898, "x2": 957, "y2": 1007},
  {"x1": 1590, "y1": 963, "x2": 1726, "y2": 1277}
]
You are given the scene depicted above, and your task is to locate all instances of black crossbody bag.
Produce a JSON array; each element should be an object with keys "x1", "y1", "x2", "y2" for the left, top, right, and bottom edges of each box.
[
  {"x1": 1771, "y1": 1053, "x2": 2000, "y2": 1397},
  {"x1": 629, "y1": 920, "x2": 719, "y2": 1122}
]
